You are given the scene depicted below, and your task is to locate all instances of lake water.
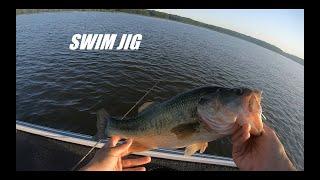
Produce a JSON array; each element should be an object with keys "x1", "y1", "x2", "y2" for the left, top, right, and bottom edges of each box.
[{"x1": 16, "y1": 11, "x2": 304, "y2": 170}]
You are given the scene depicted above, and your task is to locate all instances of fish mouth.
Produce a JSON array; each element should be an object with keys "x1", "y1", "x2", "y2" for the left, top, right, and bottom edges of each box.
[{"x1": 237, "y1": 89, "x2": 264, "y2": 135}]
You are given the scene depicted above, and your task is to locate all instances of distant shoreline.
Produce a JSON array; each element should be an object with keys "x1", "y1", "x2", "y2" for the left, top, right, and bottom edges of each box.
[{"x1": 16, "y1": 9, "x2": 304, "y2": 66}]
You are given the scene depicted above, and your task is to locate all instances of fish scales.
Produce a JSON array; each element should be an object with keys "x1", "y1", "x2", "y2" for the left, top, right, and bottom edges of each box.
[{"x1": 98, "y1": 86, "x2": 264, "y2": 155}]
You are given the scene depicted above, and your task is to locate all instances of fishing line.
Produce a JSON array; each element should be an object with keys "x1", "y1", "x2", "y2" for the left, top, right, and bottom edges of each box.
[
  {"x1": 121, "y1": 81, "x2": 159, "y2": 120},
  {"x1": 71, "y1": 80, "x2": 159, "y2": 171},
  {"x1": 261, "y1": 113, "x2": 267, "y2": 121}
]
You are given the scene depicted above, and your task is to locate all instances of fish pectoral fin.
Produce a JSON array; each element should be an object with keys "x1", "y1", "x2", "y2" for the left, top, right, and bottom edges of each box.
[
  {"x1": 171, "y1": 122, "x2": 200, "y2": 140},
  {"x1": 184, "y1": 142, "x2": 208, "y2": 156},
  {"x1": 138, "y1": 101, "x2": 154, "y2": 113}
]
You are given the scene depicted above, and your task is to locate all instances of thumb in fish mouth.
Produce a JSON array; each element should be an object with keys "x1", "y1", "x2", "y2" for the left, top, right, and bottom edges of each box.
[
  {"x1": 249, "y1": 114, "x2": 264, "y2": 136},
  {"x1": 236, "y1": 116, "x2": 264, "y2": 136},
  {"x1": 235, "y1": 121, "x2": 263, "y2": 136}
]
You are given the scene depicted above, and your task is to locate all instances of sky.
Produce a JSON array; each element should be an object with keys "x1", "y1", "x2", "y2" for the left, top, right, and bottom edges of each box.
[{"x1": 153, "y1": 9, "x2": 304, "y2": 59}]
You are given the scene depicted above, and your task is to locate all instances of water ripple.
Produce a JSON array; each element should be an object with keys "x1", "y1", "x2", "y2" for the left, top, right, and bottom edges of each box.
[{"x1": 16, "y1": 12, "x2": 304, "y2": 170}]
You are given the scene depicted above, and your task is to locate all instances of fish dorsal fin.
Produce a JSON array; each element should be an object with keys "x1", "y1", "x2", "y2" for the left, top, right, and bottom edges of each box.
[
  {"x1": 184, "y1": 142, "x2": 208, "y2": 156},
  {"x1": 138, "y1": 101, "x2": 155, "y2": 113}
]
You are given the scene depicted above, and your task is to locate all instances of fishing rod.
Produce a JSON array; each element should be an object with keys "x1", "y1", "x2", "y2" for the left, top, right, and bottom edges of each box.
[{"x1": 71, "y1": 80, "x2": 159, "y2": 171}]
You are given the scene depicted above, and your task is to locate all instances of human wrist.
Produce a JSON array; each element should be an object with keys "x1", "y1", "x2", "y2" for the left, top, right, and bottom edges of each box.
[
  {"x1": 264, "y1": 151, "x2": 296, "y2": 171},
  {"x1": 276, "y1": 156, "x2": 296, "y2": 171},
  {"x1": 79, "y1": 161, "x2": 101, "y2": 171},
  {"x1": 276, "y1": 147, "x2": 296, "y2": 171}
]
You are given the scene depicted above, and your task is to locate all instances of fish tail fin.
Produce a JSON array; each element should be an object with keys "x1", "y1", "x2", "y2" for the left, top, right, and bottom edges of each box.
[{"x1": 94, "y1": 108, "x2": 111, "y2": 140}]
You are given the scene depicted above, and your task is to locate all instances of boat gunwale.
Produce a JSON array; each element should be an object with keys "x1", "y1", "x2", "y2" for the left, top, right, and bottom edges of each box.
[{"x1": 16, "y1": 120, "x2": 237, "y2": 167}]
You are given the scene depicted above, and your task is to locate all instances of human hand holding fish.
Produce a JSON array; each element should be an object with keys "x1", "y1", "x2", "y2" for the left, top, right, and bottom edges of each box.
[
  {"x1": 80, "y1": 136, "x2": 151, "y2": 171},
  {"x1": 232, "y1": 123, "x2": 296, "y2": 171}
]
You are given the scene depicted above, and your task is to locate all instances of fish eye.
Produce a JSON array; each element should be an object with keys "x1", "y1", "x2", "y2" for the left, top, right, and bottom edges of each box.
[{"x1": 199, "y1": 97, "x2": 207, "y2": 105}]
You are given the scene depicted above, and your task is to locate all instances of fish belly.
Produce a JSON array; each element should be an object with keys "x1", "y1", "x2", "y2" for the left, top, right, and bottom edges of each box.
[{"x1": 128, "y1": 125, "x2": 221, "y2": 153}]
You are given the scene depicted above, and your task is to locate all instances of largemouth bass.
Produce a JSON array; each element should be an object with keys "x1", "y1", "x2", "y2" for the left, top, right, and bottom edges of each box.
[{"x1": 96, "y1": 86, "x2": 263, "y2": 156}]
